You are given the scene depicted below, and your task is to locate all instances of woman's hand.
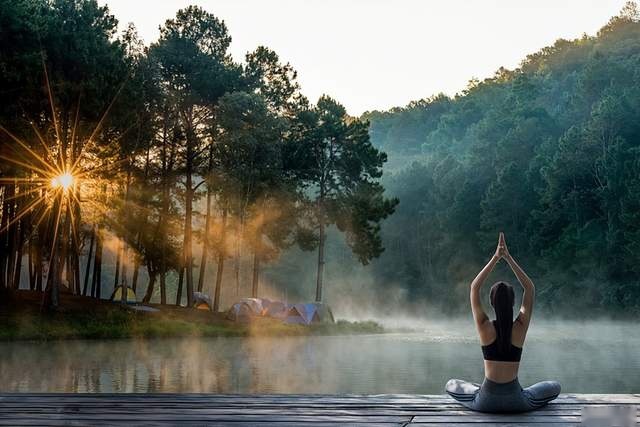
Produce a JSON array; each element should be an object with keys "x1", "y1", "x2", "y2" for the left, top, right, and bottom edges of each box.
[{"x1": 494, "y1": 232, "x2": 509, "y2": 259}]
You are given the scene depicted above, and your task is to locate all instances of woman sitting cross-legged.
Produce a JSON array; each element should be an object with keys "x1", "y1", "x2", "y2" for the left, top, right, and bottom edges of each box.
[{"x1": 445, "y1": 232, "x2": 561, "y2": 413}]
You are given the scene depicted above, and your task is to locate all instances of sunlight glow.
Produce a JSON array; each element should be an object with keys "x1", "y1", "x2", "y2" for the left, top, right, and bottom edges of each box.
[
  {"x1": 51, "y1": 172, "x2": 74, "y2": 191},
  {"x1": 99, "y1": 0, "x2": 627, "y2": 114}
]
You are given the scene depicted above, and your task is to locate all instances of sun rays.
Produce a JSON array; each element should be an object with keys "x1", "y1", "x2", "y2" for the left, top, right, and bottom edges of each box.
[
  {"x1": 50, "y1": 171, "x2": 75, "y2": 192},
  {"x1": 0, "y1": 55, "x2": 128, "y2": 302}
]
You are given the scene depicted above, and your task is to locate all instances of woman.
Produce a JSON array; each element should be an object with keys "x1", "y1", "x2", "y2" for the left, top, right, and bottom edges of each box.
[{"x1": 445, "y1": 232, "x2": 561, "y2": 413}]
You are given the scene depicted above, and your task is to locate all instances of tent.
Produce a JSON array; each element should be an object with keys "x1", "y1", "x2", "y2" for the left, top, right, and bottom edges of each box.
[
  {"x1": 226, "y1": 298, "x2": 335, "y2": 325},
  {"x1": 284, "y1": 305, "x2": 308, "y2": 325},
  {"x1": 284, "y1": 303, "x2": 335, "y2": 325},
  {"x1": 310, "y1": 303, "x2": 335, "y2": 324},
  {"x1": 242, "y1": 298, "x2": 265, "y2": 314},
  {"x1": 110, "y1": 285, "x2": 136, "y2": 303},
  {"x1": 262, "y1": 300, "x2": 287, "y2": 319},
  {"x1": 193, "y1": 292, "x2": 212, "y2": 311},
  {"x1": 226, "y1": 298, "x2": 265, "y2": 322}
]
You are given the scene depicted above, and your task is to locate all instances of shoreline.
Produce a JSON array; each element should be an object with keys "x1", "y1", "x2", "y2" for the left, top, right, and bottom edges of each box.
[{"x1": 0, "y1": 290, "x2": 384, "y2": 342}]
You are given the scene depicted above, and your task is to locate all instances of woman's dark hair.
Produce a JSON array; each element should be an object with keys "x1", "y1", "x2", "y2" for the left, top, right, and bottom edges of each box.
[{"x1": 490, "y1": 281, "x2": 515, "y2": 353}]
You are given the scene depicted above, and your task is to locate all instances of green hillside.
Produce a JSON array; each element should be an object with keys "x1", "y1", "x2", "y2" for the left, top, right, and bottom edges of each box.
[{"x1": 364, "y1": 4, "x2": 640, "y2": 315}]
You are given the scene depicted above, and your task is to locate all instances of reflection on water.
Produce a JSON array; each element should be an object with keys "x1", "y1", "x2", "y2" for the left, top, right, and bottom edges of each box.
[{"x1": 0, "y1": 320, "x2": 638, "y2": 393}]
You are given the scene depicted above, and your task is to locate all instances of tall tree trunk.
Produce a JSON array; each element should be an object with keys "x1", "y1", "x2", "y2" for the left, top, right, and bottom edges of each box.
[
  {"x1": 142, "y1": 266, "x2": 156, "y2": 303},
  {"x1": 158, "y1": 183, "x2": 169, "y2": 305},
  {"x1": 197, "y1": 186, "x2": 213, "y2": 293},
  {"x1": 160, "y1": 272, "x2": 167, "y2": 305},
  {"x1": 213, "y1": 208, "x2": 227, "y2": 312},
  {"x1": 58, "y1": 202, "x2": 72, "y2": 292},
  {"x1": 131, "y1": 259, "x2": 139, "y2": 293},
  {"x1": 82, "y1": 226, "x2": 95, "y2": 296},
  {"x1": 251, "y1": 250, "x2": 260, "y2": 298},
  {"x1": 11, "y1": 191, "x2": 24, "y2": 290},
  {"x1": 28, "y1": 240, "x2": 35, "y2": 290},
  {"x1": 0, "y1": 184, "x2": 10, "y2": 288},
  {"x1": 4, "y1": 183, "x2": 16, "y2": 289},
  {"x1": 11, "y1": 190, "x2": 26, "y2": 290},
  {"x1": 114, "y1": 171, "x2": 131, "y2": 295},
  {"x1": 120, "y1": 246, "x2": 128, "y2": 304},
  {"x1": 34, "y1": 199, "x2": 45, "y2": 292},
  {"x1": 315, "y1": 185, "x2": 326, "y2": 302},
  {"x1": 157, "y1": 107, "x2": 173, "y2": 307},
  {"x1": 184, "y1": 175, "x2": 194, "y2": 307},
  {"x1": 91, "y1": 228, "x2": 103, "y2": 299},
  {"x1": 42, "y1": 195, "x2": 64, "y2": 310},
  {"x1": 113, "y1": 243, "x2": 121, "y2": 290},
  {"x1": 35, "y1": 237, "x2": 43, "y2": 292},
  {"x1": 72, "y1": 243, "x2": 81, "y2": 295},
  {"x1": 12, "y1": 238, "x2": 22, "y2": 290},
  {"x1": 25, "y1": 208, "x2": 34, "y2": 290},
  {"x1": 234, "y1": 212, "x2": 244, "y2": 298},
  {"x1": 175, "y1": 265, "x2": 184, "y2": 306},
  {"x1": 42, "y1": 258, "x2": 58, "y2": 310},
  {"x1": 182, "y1": 108, "x2": 197, "y2": 308},
  {"x1": 72, "y1": 188, "x2": 82, "y2": 295},
  {"x1": 197, "y1": 143, "x2": 215, "y2": 294},
  {"x1": 315, "y1": 220, "x2": 325, "y2": 302}
]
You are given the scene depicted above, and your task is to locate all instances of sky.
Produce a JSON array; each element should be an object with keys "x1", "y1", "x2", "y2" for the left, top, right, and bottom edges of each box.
[{"x1": 99, "y1": 0, "x2": 627, "y2": 115}]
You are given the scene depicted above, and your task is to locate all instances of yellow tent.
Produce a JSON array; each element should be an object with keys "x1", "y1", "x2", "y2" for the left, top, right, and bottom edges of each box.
[
  {"x1": 110, "y1": 286, "x2": 136, "y2": 303},
  {"x1": 195, "y1": 301, "x2": 211, "y2": 310},
  {"x1": 193, "y1": 292, "x2": 212, "y2": 311}
]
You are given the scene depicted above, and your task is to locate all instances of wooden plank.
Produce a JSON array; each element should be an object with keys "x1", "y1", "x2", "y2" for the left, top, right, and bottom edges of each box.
[
  {"x1": 0, "y1": 405, "x2": 614, "y2": 414},
  {"x1": 1, "y1": 410, "x2": 635, "y2": 424},
  {"x1": 0, "y1": 399, "x2": 613, "y2": 406},
  {"x1": 0, "y1": 407, "x2": 594, "y2": 415},
  {"x1": 0, "y1": 394, "x2": 637, "y2": 426},
  {"x1": 0, "y1": 401, "x2": 630, "y2": 409},
  {"x1": 0, "y1": 393, "x2": 637, "y2": 403}
]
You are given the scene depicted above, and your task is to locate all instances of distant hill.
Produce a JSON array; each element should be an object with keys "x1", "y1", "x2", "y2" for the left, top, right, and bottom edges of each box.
[{"x1": 357, "y1": 3, "x2": 640, "y2": 315}]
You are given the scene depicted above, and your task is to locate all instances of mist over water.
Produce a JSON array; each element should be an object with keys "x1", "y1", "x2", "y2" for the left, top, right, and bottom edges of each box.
[{"x1": 1, "y1": 319, "x2": 637, "y2": 394}]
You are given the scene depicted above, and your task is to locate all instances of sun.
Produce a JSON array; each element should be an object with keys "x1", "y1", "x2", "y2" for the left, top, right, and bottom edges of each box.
[{"x1": 50, "y1": 171, "x2": 75, "y2": 191}]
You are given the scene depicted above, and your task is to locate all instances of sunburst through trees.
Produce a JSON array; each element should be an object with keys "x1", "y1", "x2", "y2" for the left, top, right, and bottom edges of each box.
[
  {"x1": 0, "y1": 0, "x2": 396, "y2": 312},
  {"x1": 0, "y1": 57, "x2": 124, "y2": 309}
]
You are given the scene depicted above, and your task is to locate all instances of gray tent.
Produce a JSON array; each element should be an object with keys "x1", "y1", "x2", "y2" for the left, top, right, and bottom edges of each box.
[
  {"x1": 262, "y1": 300, "x2": 287, "y2": 319},
  {"x1": 284, "y1": 303, "x2": 335, "y2": 325},
  {"x1": 226, "y1": 298, "x2": 265, "y2": 322}
]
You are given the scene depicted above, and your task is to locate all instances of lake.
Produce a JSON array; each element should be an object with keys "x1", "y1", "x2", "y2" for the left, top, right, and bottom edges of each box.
[{"x1": 1, "y1": 319, "x2": 637, "y2": 393}]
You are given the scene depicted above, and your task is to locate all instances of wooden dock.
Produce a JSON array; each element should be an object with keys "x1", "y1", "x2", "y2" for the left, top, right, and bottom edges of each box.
[{"x1": 0, "y1": 393, "x2": 637, "y2": 426}]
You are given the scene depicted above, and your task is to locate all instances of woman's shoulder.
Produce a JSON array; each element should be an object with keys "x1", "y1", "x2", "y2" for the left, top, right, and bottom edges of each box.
[
  {"x1": 511, "y1": 315, "x2": 530, "y2": 347},
  {"x1": 478, "y1": 319, "x2": 497, "y2": 346}
]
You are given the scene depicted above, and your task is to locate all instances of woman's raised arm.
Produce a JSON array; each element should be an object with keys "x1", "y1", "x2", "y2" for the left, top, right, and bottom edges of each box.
[
  {"x1": 501, "y1": 237, "x2": 535, "y2": 326},
  {"x1": 470, "y1": 247, "x2": 500, "y2": 331}
]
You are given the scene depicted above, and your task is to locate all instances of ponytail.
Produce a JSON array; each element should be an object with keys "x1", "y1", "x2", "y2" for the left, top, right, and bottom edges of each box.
[{"x1": 490, "y1": 282, "x2": 515, "y2": 354}]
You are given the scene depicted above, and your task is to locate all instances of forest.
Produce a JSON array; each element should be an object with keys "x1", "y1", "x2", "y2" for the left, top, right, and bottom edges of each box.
[
  {"x1": 0, "y1": 0, "x2": 397, "y2": 313},
  {"x1": 362, "y1": 2, "x2": 640, "y2": 315}
]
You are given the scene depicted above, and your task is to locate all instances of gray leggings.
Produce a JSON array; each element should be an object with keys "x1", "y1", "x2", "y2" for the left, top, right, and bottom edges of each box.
[{"x1": 445, "y1": 377, "x2": 561, "y2": 413}]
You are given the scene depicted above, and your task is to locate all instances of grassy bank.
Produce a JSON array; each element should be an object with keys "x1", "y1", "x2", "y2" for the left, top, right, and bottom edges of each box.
[{"x1": 0, "y1": 290, "x2": 384, "y2": 341}]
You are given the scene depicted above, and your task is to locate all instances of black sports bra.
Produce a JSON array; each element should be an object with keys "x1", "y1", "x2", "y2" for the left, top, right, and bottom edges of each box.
[{"x1": 481, "y1": 321, "x2": 523, "y2": 362}]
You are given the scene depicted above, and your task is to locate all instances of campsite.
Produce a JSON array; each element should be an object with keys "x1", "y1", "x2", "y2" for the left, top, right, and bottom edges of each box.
[{"x1": 0, "y1": 288, "x2": 379, "y2": 341}]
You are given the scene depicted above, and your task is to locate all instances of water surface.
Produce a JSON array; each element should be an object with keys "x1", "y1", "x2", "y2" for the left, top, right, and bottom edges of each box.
[{"x1": 1, "y1": 320, "x2": 637, "y2": 393}]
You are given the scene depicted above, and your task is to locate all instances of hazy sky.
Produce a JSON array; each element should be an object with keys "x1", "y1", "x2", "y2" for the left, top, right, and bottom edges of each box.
[{"x1": 99, "y1": 0, "x2": 626, "y2": 115}]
